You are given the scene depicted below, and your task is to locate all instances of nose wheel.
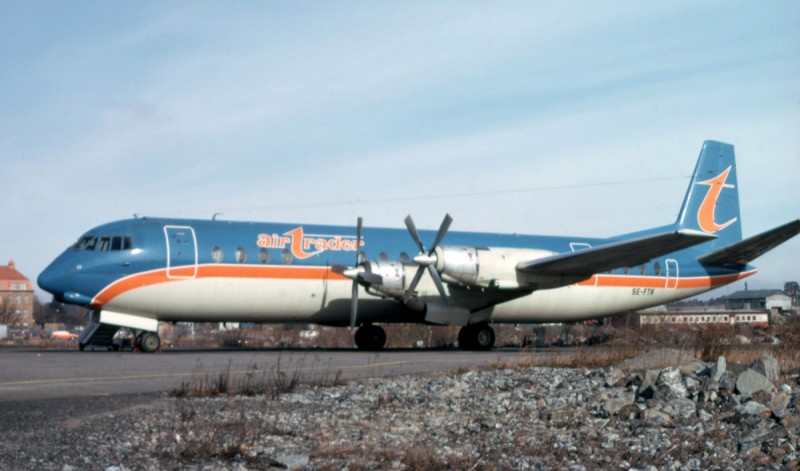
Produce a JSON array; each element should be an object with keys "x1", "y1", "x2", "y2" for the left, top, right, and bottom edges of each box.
[
  {"x1": 354, "y1": 325, "x2": 387, "y2": 351},
  {"x1": 136, "y1": 332, "x2": 161, "y2": 353}
]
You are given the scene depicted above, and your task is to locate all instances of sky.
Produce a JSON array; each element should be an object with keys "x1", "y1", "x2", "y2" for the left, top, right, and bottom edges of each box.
[{"x1": 1, "y1": 1, "x2": 798, "y2": 301}]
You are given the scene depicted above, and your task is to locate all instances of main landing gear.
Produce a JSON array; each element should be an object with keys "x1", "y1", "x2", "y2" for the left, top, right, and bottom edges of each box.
[
  {"x1": 353, "y1": 323, "x2": 495, "y2": 351},
  {"x1": 354, "y1": 325, "x2": 387, "y2": 351},
  {"x1": 458, "y1": 323, "x2": 495, "y2": 351}
]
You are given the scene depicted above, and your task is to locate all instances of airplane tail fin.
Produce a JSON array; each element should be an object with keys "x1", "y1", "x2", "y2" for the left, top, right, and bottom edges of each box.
[{"x1": 675, "y1": 140, "x2": 743, "y2": 250}]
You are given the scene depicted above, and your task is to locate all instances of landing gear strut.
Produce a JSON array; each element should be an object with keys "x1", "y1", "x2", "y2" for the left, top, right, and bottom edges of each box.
[
  {"x1": 136, "y1": 332, "x2": 161, "y2": 353},
  {"x1": 354, "y1": 325, "x2": 387, "y2": 351},
  {"x1": 458, "y1": 323, "x2": 495, "y2": 351}
]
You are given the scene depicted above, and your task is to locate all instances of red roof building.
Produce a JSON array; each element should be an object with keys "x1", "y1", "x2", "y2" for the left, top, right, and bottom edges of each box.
[{"x1": 0, "y1": 260, "x2": 35, "y2": 326}]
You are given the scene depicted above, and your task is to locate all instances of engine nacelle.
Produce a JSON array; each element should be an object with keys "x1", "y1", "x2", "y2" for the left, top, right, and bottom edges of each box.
[
  {"x1": 434, "y1": 245, "x2": 557, "y2": 290},
  {"x1": 361, "y1": 260, "x2": 406, "y2": 299}
]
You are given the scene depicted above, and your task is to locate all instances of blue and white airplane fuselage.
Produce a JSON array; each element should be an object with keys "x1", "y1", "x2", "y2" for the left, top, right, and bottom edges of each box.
[{"x1": 38, "y1": 141, "x2": 799, "y2": 351}]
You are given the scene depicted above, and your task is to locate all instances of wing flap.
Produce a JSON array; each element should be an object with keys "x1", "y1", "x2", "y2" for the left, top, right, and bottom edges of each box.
[
  {"x1": 517, "y1": 229, "x2": 716, "y2": 277},
  {"x1": 697, "y1": 219, "x2": 800, "y2": 267}
]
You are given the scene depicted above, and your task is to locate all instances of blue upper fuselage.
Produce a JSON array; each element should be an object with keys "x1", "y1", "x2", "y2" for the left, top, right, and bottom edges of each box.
[{"x1": 37, "y1": 216, "x2": 749, "y2": 306}]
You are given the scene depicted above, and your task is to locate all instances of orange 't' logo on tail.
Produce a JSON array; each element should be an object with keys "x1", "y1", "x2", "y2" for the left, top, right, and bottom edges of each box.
[{"x1": 696, "y1": 166, "x2": 737, "y2": 233}]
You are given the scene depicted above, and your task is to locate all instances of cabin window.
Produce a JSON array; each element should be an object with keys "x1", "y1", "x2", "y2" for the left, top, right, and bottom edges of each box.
[
  {"x1": 212, "y1": 246, "x2": 224, "y2": 263},
  {"x1": 622, "y1": 267, "x2": 630, "y2": 275},
  {"x1": 281, "y1": 248, "x2": 292, "y2": 265},
  {"x1": 638, "y1": 264, "x2": 646, "y2": 275},
  {"x1": 358, "y1": 251, "x2": 368, "y2": 264},
  {"x1": 379, "y1": 251, "x2": 388, "y2": 261},
  {"x1": 653, "y1": 261, "x2": 662, "y2": 276},
  {"x1": 259, "y1": 248, "x2": 269, "y2": 264},
  {"x1": 399, "y1": 252, "x2": 410, "y2": 264},
  {"x1": 236, "y1": 247, "x2": 247, "y2": 263}
]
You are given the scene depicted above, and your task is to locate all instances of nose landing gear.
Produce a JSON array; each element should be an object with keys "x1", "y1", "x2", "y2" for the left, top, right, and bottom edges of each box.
[{"x1": 136, "y1": 331, "x2": 161, "y2": 353}]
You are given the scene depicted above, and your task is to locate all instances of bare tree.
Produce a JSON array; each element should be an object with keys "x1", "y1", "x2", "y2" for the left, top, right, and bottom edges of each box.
[
  {"x1": 785, "y1": 281, "x2": 799, "y2": 306},
  {"x1": 0, "y1": 301, "x2": 21, "y2": 325}
]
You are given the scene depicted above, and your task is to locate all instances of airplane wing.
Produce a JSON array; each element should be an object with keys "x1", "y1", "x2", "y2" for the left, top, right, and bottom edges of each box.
[
  {"x1": 517, "y1": 229, "x2": 716, "y2": 277},
  {"x1": 697, "y1": 219, "x2": 800, "y2": 267}
]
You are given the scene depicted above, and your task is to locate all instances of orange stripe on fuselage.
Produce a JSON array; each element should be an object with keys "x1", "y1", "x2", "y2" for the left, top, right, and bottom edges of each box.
[
  {"x1": 577, "y1": 270, "x2": 757, "y2": 289},
  {"x1": 91, "y1": 265, "x2": 349, "y2": 307},
  {"x1": 91, "y1": 265, "x2": 757, "y2": 308}
]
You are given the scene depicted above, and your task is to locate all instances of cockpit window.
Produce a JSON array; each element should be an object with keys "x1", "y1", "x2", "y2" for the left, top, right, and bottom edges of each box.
[
  {"x1": 74, "y1": 236, "x2": 97, "y2": 250},
  {"x1": 98, "y1": 237, "x2": 111, "y2": 251},
  {"x1": 73, "y1": 235, "x2": 133, "y2": 251}
]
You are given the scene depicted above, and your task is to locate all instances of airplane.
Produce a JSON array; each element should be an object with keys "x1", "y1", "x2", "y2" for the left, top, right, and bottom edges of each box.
[{"x1": 37, "y1": 140, "x2": 799, "y2": 352}]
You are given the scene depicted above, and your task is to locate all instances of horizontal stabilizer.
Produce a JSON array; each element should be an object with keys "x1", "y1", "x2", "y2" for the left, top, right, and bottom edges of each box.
[
  {"x1": 518, "y1": 229, "x2": 716, "y2": 277},
  {"x1": 697, "y1": 219, "x2": 800, "y2": 267}
]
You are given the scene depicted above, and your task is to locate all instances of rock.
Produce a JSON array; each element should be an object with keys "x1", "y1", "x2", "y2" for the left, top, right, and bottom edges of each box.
[
  {"x1": 654, "y1": 368, "x2": 688, "y2": 401},
  {"x1": 736, "y1": 401, "x2": 769, "y2": 418},
  {"x1": 749, "y1": 356, "x2": 780, "y2": 382},
  {"x1": 697, "y1": 408, "x2": 713, "y2": 422},
  {"x1": 766, "y1": 391, "x2": 791, "y2": 419},
  {"x1": 710, "y1": 356, "x2": 726, "y2": 382},
  {"x1": 719, "y1": 371, "x2": 736, "y2": 391},
  {"x1": 604, "y1": 367, "x2": 626, "y2": 388},
  {"x1": 275, "y1": 453, "x2": 310, "y2": 470},
  {"x1": 600, "y1": 389, "x2": 635, "y2": 416},
  {"x1": 780, "y1": 413, "x2": 800, "y2": 428},
  {"x1": 643, "y1": 409, "x2": 673, "y2": 427},
  {"x1": 736, "y1": 369, "x2": 774, "y2": 397},
  {"x1": 662, "y1": 398, "x2": 695, "y2": 420}
]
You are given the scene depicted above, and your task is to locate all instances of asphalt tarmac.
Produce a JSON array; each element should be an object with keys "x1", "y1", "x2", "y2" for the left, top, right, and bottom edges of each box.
[{"x1": 0, "y1": 347, "x2": 529, "y2": 403}]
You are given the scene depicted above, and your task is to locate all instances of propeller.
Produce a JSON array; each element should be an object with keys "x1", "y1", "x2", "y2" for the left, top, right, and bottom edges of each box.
[
  {"x1": 403, "y1": 214, "x2": 452, "y2": 304},
  {"x1": 331, "y1": 217, "x2": 364, "y2": 329}
]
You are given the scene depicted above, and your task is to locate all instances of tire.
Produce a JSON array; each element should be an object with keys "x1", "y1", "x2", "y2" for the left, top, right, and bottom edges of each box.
[
  {"x1": 459, "y1": 324, "x2": 495, "y2": 351},
  {"x1": 354, "y1": 325, "x2": 387, "y2": 351},
  {"x1": 139, "y1": 332, "x2": 161, "y2": 353}
]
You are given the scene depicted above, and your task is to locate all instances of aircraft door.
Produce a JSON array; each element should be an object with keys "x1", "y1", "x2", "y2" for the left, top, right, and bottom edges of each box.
[
  {"x1": 665, "y1": 259, "x2": 679, "y2": 289},
  {"x1": 165, "y1": 226, "x2": 198, "y2": 279}
]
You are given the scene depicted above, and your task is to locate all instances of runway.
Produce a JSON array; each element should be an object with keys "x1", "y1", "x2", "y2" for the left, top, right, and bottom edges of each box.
[{"x1": 0, "y1": 347, "x2": 530, "y2": 403}]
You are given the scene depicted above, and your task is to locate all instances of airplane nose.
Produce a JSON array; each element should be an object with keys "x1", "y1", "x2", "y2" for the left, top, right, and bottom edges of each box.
[{"x1": 37, "y1": 264, "x2": 64, "y2": 298}]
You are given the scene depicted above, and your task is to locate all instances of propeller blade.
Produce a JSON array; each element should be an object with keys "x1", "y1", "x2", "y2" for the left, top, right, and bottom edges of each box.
[
  {"x1": 428, "y1": 213, "x2": 453, "y2": 254},
  {"x1": 350, "y1": 278, "x2": 358, "y2": 328},
  {"x1": 355, "y1": 216, "x2": 363, "y2": 263},
  {"x1": 427, "y1": 265, "x2": 448, "y2": 304},
  {"x1": 404, "y1": 215, "x2": 426, "y2": 253},
  {"x1": 331, "y1": 264, "x2": 348, "y2": 275},
  {"x1": 404, "y1": 265, "x2": 426, "y2": 303},
  {"x1": 350, "y1": 216, "x2": 364, "y2": 329},
  {"x1": 358, "y1": 272, "x2": 383, "y2": 286}
]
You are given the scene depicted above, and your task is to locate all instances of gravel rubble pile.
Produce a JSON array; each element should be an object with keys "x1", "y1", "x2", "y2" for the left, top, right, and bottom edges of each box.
[{"x1": 2, "y1": 350, "x2": 798, "y2": 470}]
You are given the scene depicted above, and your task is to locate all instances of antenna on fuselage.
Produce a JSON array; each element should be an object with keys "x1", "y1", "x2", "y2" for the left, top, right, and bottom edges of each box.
[{"x1": 212, "y1": 213, "x2": 223, "y2": 221}]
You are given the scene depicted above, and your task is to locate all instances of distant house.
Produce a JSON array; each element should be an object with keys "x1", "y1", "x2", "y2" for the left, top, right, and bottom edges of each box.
[
  {"x1": 0, "y1": 260, "x2": 35, "y2": 326},
  {"x1": 725, "y1": 290, "x2": 792, "y2": 311}
]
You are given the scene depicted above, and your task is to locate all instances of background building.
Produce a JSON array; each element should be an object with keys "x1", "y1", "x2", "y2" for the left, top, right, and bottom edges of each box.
[
  {"x1": 0, "y1": 260, "x2": 35, "y2": 326},
  {"x1": 725, "y1": 289, "x2": 792, "y2": 311}
]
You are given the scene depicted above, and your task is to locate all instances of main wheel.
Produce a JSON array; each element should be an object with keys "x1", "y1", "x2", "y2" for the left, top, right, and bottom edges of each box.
[
  {"x1": 459, "y1": 324, "x2": 495, "y2": 351},
  {"x1": 138, "y1": 332, "x2": 161, "y2": 353},
  {"x1": 354, "y1": 325, "x2": 387, "y2": 351}
]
